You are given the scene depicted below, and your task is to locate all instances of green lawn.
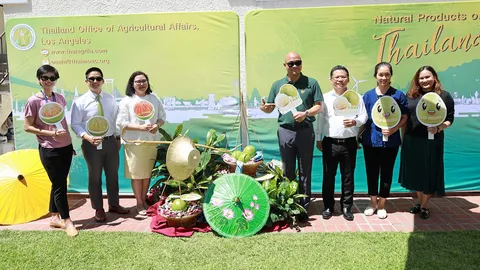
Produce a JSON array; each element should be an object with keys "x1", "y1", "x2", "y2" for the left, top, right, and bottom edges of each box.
[{"x1": 1, "y1": 230, "x2": 479, "y2": 269}]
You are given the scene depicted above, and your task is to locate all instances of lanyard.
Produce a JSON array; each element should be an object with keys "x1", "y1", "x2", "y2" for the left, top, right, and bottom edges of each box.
[{"x1": 41, "y1": 91, "x2": 56, "y2": 103}]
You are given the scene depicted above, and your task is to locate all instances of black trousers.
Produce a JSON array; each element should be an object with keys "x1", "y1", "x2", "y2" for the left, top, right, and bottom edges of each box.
[
  {"x1": 277, "y1": 124, "x2": 314, "y2": 210},
  {"x1": 321, "y1": 137, "x2": 357, "y2": 210},
  {"x1": 39, "y1": 144, "x2": 74, "y2": 219},
  {"x1": 81, "y1": 136, "x2": 120, "y2": 210},
  {"x1": 363, "y1": 146, "x2": 399, "y2": 198}
]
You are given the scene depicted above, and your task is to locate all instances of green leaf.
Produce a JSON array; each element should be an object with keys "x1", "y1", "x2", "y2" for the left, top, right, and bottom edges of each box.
[
  {"x1": 213, "y1": 133, "x2": 226, "y2": 146},
  {"x1": 206, "y1": 129, "x2": 216, "y2": 146},
  {"x1": 165, "y1": 180, "x2": 187, "y2": 188},
  {"x1": 158, "y1": 128, "x2": 172, "y2": 141},
  {"x1": 293, "y1": 194, "x2": 308, "y2": 199},
  {"x1": 270, "y1": 213, "x2": 282, "y2": 223},
  {"x1": 287, "y1": 181, "x2": 299, "y2": 197},
  {"x1": 293, "y1": 203, "x2": 307, "y2": 214},
  {"x1": 274, "y1": 166, "x2": 283, "y2": 176},
  {"x1": 173, "y1": 124, "x2": 184, "y2": 139},
  {"x1": 199, "y1": 151, "x2": 211, "y2": 172},
  {"x1": 211, "y1": 148, "x2": 230, "y2": 155},
  {"x1": 278, "y1": 182, "x2": 289, "y2": 195},
  {"x1": 287, "y1": 198, "x2": 294, "y2": 205},
  {"x1": 291, "y1": 209, "x2": 300, "y2": 215},
  {"x1": 197, "y1": 179, "x2": 212, "y2": 185}
]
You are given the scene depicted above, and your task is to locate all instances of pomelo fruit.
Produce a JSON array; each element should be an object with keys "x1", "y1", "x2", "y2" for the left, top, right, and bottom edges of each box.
[
  {"x1": 343, "y1": 90, "x2": 360, "y2": 106},
  {"x1": 86, "y1": 116, "x2": 109, "y2": 136},
  {"x1": 231, "y1": 150, "x2": 242, "y2": 160},
  {"x1": 333, "y1": 96, "x2": 350, "y2": 110},
  {"x1": 171, "y1": 199, "x2": 188, "y2": 211},
  {"x1": 279, "y1": 84, "x2": 298, "y2": 97},
  {"x1": 134, "y1": 100, "x2": 154, "y2": 120},
  {"x1": 39, "y1": 102, "x2": 64, "y2": 124},
  {"x1": 243, "y1": 145, "x2": 256, "y2": 156}
]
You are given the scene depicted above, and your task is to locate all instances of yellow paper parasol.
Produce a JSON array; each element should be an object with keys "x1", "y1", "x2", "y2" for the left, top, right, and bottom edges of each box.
[{"x1": 0, "y1": 149, "x2": 52, "y2": 225}]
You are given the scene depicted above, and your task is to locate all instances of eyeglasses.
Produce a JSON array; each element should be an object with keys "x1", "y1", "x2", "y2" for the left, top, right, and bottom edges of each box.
[
  {"x1": 40, "y1": 76, "x2": 57, "y2": 82},
  {"x1": 134, "y1": 80, "x2": 148, "y2": 85},
  {"x1": 87, "y1": 77, "x2": 104, "y2": 82},
  {"x1": 286, "y1": 60, "x2": 302, "y2": 68}
]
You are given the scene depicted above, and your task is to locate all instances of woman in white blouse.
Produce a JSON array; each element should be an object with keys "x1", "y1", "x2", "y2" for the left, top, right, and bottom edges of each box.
[{"x1": 116, "y1": 71, "x2": 166, "y2": 217}]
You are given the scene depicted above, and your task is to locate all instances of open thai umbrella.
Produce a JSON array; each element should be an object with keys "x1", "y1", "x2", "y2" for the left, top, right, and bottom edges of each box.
[
  {"x1": 0, "y1": 149, "x2": 51, "y2": 225},
  {"x1": 203, "y1": 173, "x2": 270, "y2": 238}
]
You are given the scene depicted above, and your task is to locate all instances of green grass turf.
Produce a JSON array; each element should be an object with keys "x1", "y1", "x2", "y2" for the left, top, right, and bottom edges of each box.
[{"x1": 1, "y1": 230, "x2": 479, "y2": 269}]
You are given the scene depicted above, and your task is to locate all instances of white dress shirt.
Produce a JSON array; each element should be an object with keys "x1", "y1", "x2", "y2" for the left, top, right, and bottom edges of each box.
[
  {"x1": 316, "y1": 90, "x2": 368, "y2": 140},
  {"x1": 71, "y1": 90, "x2": 119, "y2": 138},
  {"x1": 116, "y1": 94, "x2": 166, "y2": 144}
]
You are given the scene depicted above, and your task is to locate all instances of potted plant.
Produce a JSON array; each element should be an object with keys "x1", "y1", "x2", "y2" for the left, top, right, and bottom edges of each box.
[
  {"x1": 260, "y1": 161, "x2": 308, "y2": 227},
  {"x1": 149, "y1": 124, "x2": 230, "y2": 203}
]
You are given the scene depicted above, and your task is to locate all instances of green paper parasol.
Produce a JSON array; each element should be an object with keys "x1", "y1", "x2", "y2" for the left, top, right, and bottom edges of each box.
[{"x1": 203, "y1": 173, "x2": 270, "y2": 238}]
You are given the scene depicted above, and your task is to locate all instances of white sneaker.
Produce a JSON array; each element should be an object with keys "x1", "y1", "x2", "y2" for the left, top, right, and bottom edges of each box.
[
  {"x1": 364, "y1": 206, "x2": 377, "y2": 216},
  {"x1": 377, "y1": 208, "x2": 388, "y2": 219}
]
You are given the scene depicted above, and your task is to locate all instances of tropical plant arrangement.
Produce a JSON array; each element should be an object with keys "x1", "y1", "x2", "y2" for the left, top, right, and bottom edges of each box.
[
  {"x1": 149, "y1": 124, "x2": 230, "y2": 203},
  {"x1": 148, "y1": 124, "x2": 305, "y2": 230},
  {"x1": 259, "y1": 161, "x2": 307, "y2": 227}
]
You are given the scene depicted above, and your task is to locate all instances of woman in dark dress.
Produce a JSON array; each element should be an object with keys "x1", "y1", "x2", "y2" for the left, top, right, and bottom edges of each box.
[{"x1": 399, "y1": 66, "x2": 455, "y2": 219}]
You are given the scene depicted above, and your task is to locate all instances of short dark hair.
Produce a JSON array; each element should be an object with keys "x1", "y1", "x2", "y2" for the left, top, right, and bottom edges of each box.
[
  {"x1": 125, "y1": 71, "x2": 153, "y2": 97},
  {"x1": 36, "y1": 65, "x2": 59, "y2": 80},
  {"x1": 330, "y1": 65, "x2": 349, "y2": 78},
  {"x1": 374, "y1": 62, "x2": 393, "y2": 77},
  {"x1": 85, "y1": 67, "x2": 103, "y2": 78}
]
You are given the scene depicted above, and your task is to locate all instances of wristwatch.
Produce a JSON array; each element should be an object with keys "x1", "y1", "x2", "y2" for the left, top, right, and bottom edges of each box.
[{"x1": 305, "y1": 110, "x2": 310, "y2": 117}]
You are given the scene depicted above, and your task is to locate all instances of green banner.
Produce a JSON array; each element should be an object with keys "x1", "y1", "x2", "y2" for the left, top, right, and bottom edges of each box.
[
  {"x1": 245, "y1": 2, "x2": 480, "y2": 192},
  {"x1": 6, "y1": 11, "x2": 240, "y2": 193}
]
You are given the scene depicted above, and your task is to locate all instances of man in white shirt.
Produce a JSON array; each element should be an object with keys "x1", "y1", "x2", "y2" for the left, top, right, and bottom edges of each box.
[
  {"x1": 71, "y1": 67, "x2": 129, "y2": 222},
  {"x1": 316, "y1": 65, "x2": 367, "y2": 221}
]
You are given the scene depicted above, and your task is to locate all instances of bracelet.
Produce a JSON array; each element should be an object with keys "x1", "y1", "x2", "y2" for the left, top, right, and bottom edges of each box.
[{"x1": 54, "y1": 130, "x2": 57, "y2": 136}]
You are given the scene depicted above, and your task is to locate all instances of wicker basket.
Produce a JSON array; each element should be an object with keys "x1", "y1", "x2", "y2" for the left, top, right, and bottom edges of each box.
[
  {"x1": 162, "y1": 211, "x2": 202, "y2": 228},
  {"x1": 225, "y1": 160, "x2": 263, "y2": 176}
]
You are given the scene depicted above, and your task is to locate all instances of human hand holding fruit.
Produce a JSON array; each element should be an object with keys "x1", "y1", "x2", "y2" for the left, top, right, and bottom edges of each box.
[
  {"x1": 140, "y1": 123, "x2": 153, "y2": 131},
  {"x1": 293, "y1": 111, "x2": 307, "y2": 122},
  {"x1": 52, "y1": 129, "x2": 67, "y2": 138},
  {"x1": 148, "y1": 124, "x2": 158, "y2": 134}
]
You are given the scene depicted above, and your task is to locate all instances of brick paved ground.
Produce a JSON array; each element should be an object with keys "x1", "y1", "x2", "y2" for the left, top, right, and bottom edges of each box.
[{"x1": 2, "y1": 194, "x2": 479, "y2": 234}]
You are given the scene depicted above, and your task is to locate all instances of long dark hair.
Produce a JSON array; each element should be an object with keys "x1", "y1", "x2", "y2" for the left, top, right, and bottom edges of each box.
[
  {"x1": 125, "y1": 71, "x2": 153, "y2": 97},
  {"x1": 407, "y1": 66, "x2": 444, "y2": 99}
]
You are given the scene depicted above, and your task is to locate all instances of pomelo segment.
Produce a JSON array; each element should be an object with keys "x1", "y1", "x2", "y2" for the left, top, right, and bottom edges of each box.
[
  {"x1": 86, "y1": 116, "x2": 109, "y2": 137},
  {"x1": 39, "y1": 102, "x2": 64, "y2": 124},
  {"x1": 134, "y1": 100, "x2": 154, "y2": 120}
]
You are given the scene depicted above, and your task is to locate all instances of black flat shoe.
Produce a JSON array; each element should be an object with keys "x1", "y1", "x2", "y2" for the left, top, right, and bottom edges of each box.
[
  {"x1": 342, "y1": 205, "x2": 354, "y2": 221},
  {"x1": 322, "y1": 208, "x2": 333, "y2": 220},
  {"x1": 409, "y1": 204, "x2": 421, "y2": 214},
  {"x1": 420, "y1": 208, "x2": 430, "y2": 219}
]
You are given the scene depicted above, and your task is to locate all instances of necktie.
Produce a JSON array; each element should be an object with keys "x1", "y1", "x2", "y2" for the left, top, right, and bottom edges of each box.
[{"x1": 95, "y1": 94, "x2": 104, "y2": 116}]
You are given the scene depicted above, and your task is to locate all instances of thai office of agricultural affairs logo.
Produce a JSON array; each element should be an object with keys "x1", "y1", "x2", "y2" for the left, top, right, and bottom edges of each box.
[{"x1": 10, "y1": 24, "x2": 36, "y2": 51}]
